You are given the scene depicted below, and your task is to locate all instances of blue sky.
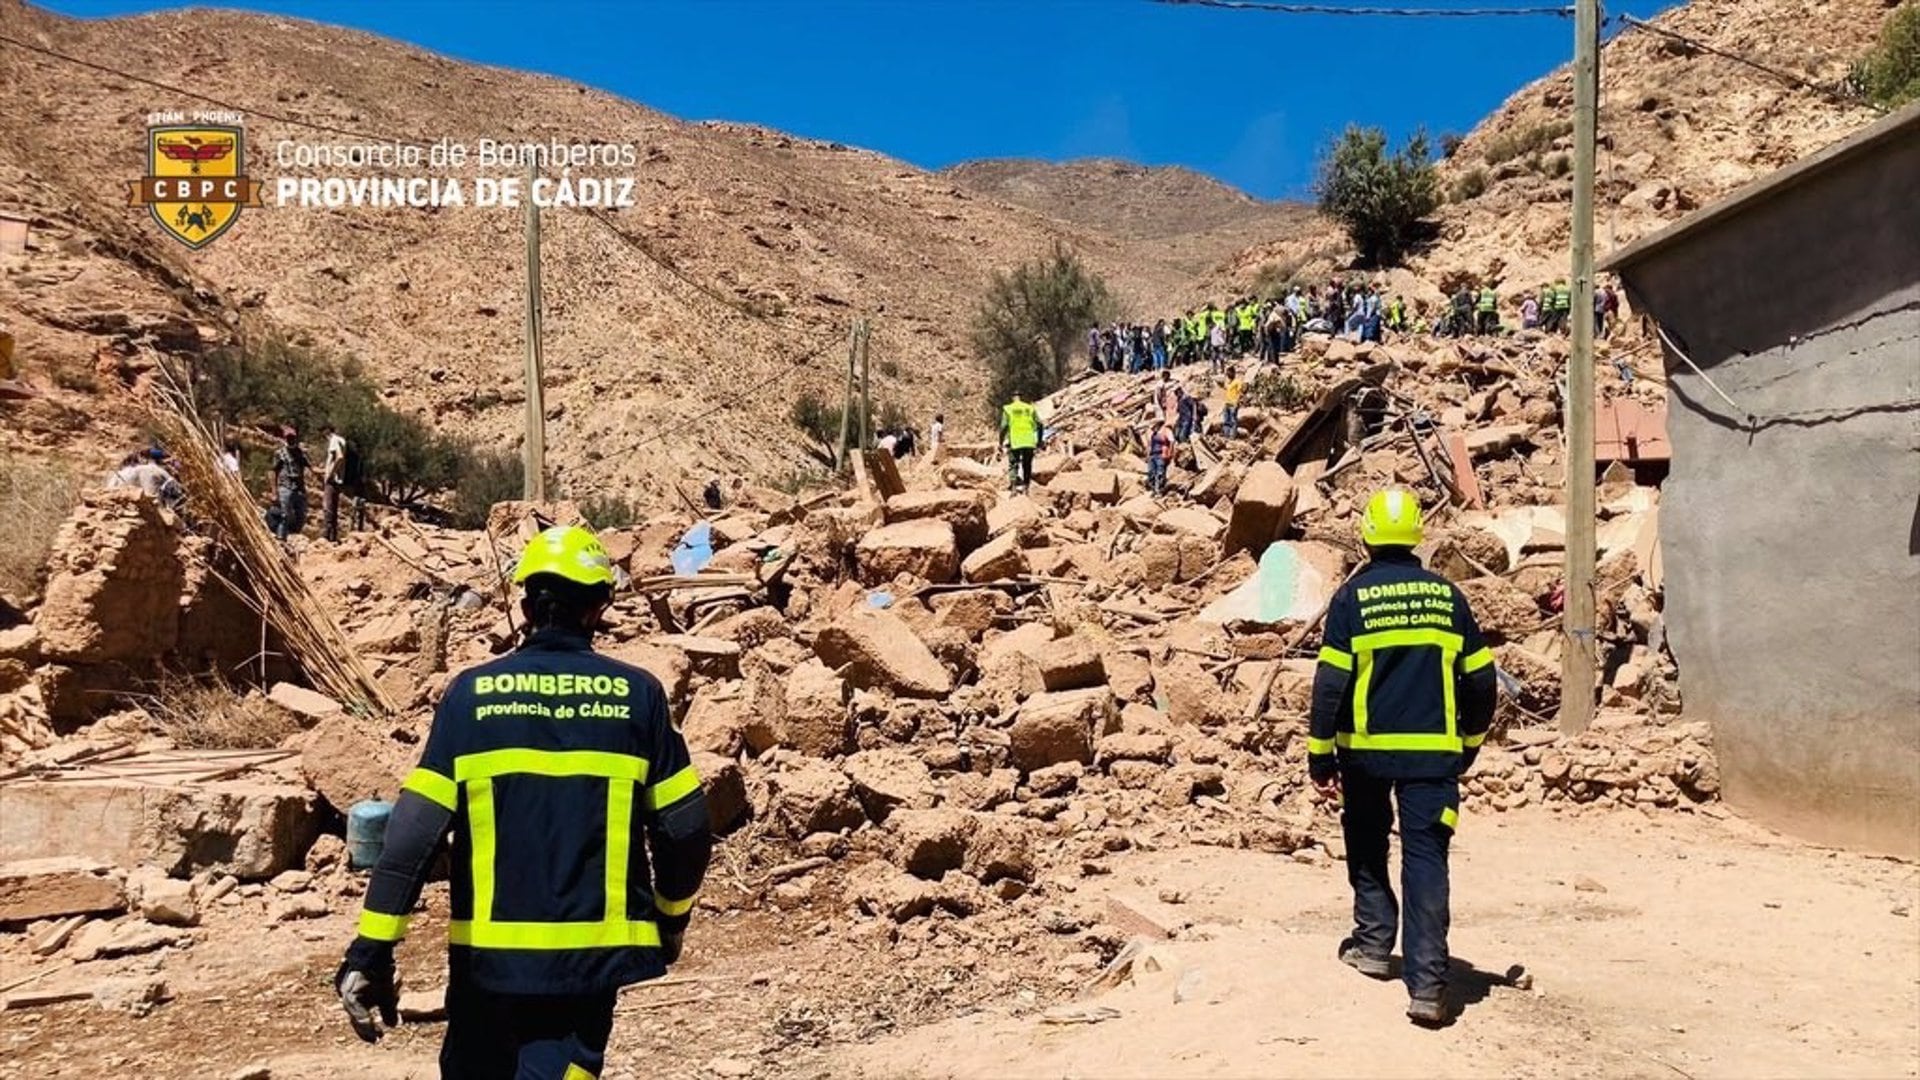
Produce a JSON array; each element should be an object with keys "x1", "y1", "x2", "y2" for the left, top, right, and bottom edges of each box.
[{"x1": 45, "y1": 0, "x2": 1675, "y2": 199}]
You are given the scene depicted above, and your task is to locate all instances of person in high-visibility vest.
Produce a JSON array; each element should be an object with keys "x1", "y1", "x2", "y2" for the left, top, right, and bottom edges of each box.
[
  {"x1": 1000, "y1": 392, "x2": 1043, "y2": 491},
  {"x1": 1475, "y1": 283, "x2": 1499, "y2": 336},
  {"x1": 1309, "y1": 490, "x2": 1498, "y2": 1027},
  {"x1": 337, "y1": 525, "x2": 713, "y2": 1075}
]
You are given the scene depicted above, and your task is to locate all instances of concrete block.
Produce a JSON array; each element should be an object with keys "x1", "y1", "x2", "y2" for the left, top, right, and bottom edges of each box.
[
  {"x1": 0, "y1": 857, "x2": 125, "y2": 923},
  {"x1": 0, "y1": 779, "x2": 320, "y2": 882}
]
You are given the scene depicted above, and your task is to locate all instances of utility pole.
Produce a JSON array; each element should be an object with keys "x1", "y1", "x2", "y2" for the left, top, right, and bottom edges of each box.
[
  {"x1": 834, "y1": 320, "x2": 858, "y2": 472},
  {"x1": 859, "y1": 321, "x2": 872, "y2": 451},
  {"x1": 1560, "y1": 0, "x2": 1599, "y2": 734},
  {"x1": 522, "y1": 163, "x2": 547, "y2": 502}
]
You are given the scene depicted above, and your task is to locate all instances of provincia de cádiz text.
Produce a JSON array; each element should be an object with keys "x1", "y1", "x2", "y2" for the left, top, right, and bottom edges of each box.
[{"x1": 271, "y1": 137, "x2": 640, "y2": 209}]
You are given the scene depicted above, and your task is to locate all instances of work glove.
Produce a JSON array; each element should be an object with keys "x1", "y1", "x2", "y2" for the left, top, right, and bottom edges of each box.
[
  {"x1": 335, "y1": 939, "x2": 399, "y2": 1043},
  {"x1": 661, "y1": 927, "x2": 686, "y2": 966}
]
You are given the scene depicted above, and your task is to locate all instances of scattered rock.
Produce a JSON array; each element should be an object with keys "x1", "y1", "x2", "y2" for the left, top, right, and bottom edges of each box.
[{"x1": 814, "y1": 609, "x2": 953, "y2": 699}]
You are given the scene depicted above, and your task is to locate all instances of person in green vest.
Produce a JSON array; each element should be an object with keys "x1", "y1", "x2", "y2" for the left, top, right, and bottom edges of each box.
[
  {"x1": 1000, "y1": 392, "x2": 1043, "y2": 492},
  {"x1": 1547, "y1": 279, "x2": 1572, "y2": 334},
  {"x1": 1475, "y1": 282, "x2": 1499, "y2": 336}
]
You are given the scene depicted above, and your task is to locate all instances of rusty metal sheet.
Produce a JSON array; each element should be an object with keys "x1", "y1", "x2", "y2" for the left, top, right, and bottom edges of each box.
[{"x1": 1596, "y1": 396, "x2": 1671, "y2": 462}]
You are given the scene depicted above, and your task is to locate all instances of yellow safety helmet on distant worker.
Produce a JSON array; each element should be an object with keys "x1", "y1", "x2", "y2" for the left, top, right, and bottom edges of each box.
[
  {"x1": 512, "y1": 525, "x2": 616, "y2": 588},
  {"x1": 1360, "y1": 488, "x2": 1424, "y2": 549}
]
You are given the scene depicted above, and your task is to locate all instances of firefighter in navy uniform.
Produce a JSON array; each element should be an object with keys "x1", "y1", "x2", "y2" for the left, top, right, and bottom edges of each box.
[
  {"x1": 336, "y1": 525, "x2": 712, "y2": 1078},
  {"x1": 1308, "y1": 489, "x2": 1498, "y2": 1025}
]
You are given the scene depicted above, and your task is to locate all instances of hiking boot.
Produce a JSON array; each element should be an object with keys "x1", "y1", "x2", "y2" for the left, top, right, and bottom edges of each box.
[
  {"x1": 1337, "y1": 939, "x2": 1392, "y2": 979},
  {"x1": 1406, "y1": 992, "x2": 1450, "y2": 1026}
]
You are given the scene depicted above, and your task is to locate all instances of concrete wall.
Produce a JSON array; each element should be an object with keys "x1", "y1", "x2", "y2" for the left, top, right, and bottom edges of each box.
[{"x1": 1617, "y1": 124, "x2": 1920, "y2": 857}]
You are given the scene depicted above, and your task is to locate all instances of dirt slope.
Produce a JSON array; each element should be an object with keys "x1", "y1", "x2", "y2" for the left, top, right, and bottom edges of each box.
[
  {"x1": 0, "y1": 1, "x2": 1218, "y2": 502},
  {"x1": 1216, "y1": 0, "x2": 1892, "y2": 305},
  {"x1": 945, "y1": 157, "x2": 1321, "y2": 275}
]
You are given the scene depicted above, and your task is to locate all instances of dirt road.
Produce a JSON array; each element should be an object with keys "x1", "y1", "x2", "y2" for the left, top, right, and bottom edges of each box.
[
  {"x1": 840, "y1": 810, "x2": 1920, "y2": 1080},
  {"x1": 3, "y1": 808, "x2": 1914, "y2": 1079}
]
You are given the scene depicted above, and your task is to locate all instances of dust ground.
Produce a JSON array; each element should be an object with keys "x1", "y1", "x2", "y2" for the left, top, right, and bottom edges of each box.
[{"x1": 4, "y1": 809, "x2": 1913, "y2": 1079}]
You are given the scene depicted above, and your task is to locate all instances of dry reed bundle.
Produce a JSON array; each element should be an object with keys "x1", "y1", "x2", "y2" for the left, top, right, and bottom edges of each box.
[{"x1": 144, "y1": 370, "x2": 396, "y2": 715}]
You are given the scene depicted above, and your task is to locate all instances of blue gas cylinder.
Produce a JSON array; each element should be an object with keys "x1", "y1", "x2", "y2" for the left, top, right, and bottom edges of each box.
[{"x1": 346, "y1": 799, "x2": 394, "y2": 870}]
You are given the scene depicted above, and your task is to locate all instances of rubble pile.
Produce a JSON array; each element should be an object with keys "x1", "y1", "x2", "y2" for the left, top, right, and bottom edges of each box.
[{"x1": 0, "y1": 327, "x2": 1698, "y2": 985}]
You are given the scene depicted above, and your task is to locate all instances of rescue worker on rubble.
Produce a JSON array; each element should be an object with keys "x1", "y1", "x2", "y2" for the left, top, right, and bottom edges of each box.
[
  {"x1": 1307, "y1": 489, "x2": 1498, "y2": 1026},
  {"x1": 1000, "y1": 391, "x2": 1042, "y2": 492},
  {"x1": 336, "y1": 525, "x2": 712, "y2": 1077}
]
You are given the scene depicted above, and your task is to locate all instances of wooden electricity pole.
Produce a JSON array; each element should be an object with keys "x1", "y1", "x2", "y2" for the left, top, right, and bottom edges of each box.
[
  {"x1": 522, "y1": 164, "x2": 548, "y2": 502},
  {"x1": 1560, "y1": 0, "x2": 1600, "y2": 734},
  {"x1": 834, "y1": 321, "x2": 859, "y2": 472},
  {"x1": 859, "y1": 321, "x2": 873, "y2": 451}
]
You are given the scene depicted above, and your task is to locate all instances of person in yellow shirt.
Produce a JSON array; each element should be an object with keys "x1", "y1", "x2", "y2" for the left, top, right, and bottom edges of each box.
[{"x1": 1222, "y1": 366, "x2": 1245, "y2": 439}]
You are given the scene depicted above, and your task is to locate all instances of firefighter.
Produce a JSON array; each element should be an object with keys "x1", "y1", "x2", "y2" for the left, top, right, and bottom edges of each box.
[
  {"x1": 336, "y1": 524, "x2": 712, "y2": 1077},
  {"x1": 1307, "y1": 489, "x2": 1498, "y2": 1026}
]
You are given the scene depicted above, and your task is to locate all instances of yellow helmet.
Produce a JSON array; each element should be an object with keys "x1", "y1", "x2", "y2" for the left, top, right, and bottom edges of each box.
[
  {"x1": 512, "y1": 525, "x2": 616, "y2": 588},
  {"x1": 1360, "y1": 488, "x2": 1424, "y2": 548}
]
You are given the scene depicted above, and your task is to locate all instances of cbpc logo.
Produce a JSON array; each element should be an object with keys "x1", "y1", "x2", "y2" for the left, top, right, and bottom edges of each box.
[{"x1": 126, "y1": 111, "x2": 264, "y2": 249}]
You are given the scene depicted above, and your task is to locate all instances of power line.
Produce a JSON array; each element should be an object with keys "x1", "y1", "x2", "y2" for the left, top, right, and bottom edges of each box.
[
  {"x1": 1154, "y1": 0, "x2": 1573, "y2": 17},
  {"x1": 0, "y1": 29, "x2": 841, "y2": 341},
  {"x1": 1611, "y1": 15, "x2": 1879, "y2": 113}
]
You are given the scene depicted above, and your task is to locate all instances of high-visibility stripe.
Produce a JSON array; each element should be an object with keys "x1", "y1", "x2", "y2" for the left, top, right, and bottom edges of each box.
[
  {"x1": 1463, "y1": 731, "x2": 1487, "y2": 748},
  {"x1": 1351, "y1": 628, "x2": 1465, "y2": 653},
  {"x1": 1349, "y1": 626, "x2": 1463, "y2": 748},
  {"x1": 645, "y1": 764, "x2": 702, "y2": 811},
  {"x1": 562, "y1": 1066, "x2": 597, "y2": 1080},
  {"x1": 358, "y1": 909, "x2": 411, "y2": 942},
  {"x1": 446, "y1": 917, "x2": 661, "y2": 950},
  {"x1": 402, "y1": 767, "x2": 457, "y2": 811},
  {"x1": 653, "y1": 891, "x2": 696, "y2": 917},
  {"x1": 1316, "y1": 647, "x2": 1354, "y2": 672},
  {"x1": 604, "y1": 779, "x2": 634, "y2": 924},
  {"x1": 1306, "y1": 736, "x2": 1337, "y2": 756},
  {"x1": 468, "y1": 777, "x2": 497, "y2": 926},
  {"x1": 1440, "y1": 806, "x2": 1459, "y2": 830},
  {"x1": 1461, "y1": 647, "x2": 1495, "y2": 673},
  {"x1": 454, "y1": 749, "x2": 649, "y2": 784},
  {"x1": 1336, "y1": 731, "x2": 1464, "y2": 752}
]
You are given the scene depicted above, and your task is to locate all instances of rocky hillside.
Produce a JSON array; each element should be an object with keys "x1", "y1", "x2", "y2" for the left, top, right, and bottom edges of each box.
[
  {"x1": 944, "y1": 158, "x2": 1319, "y2": 275},
  {"x1": 0, "y1": 1, "x2": 1294, "y2": 504},
  {"x1": 1216, "y1": 0, "x2": 1892, "y2": 305}
]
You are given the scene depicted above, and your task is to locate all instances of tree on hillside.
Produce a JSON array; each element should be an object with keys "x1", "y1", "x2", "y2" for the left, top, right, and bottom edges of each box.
[
  {"x1": 1314, "y1": 126, "x2": 1441, "y2": 268},
  {"x1": 971, "y1": 243, "x2": 1117, "y2": 412},
  {"x1": 1853, "y1": 2, "x2": 1920, "y2": 108}
]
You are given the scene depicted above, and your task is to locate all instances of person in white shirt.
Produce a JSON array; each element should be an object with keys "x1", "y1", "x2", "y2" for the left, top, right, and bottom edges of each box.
[
  {"x1": 321, "y1": 424, "x2": 349, "y2": 542},
  {"x1": 106, "y1": 449, "x2": 183, "y2": 508}
]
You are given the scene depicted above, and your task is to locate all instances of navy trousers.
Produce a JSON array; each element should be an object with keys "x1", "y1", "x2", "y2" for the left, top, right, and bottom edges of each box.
[
  {"x1": 440, "y1": 981, "x2": 616, "y2": 1080},
  {"x1": 1341, "y1": 772, "x2": 1459, "y2": 999}
]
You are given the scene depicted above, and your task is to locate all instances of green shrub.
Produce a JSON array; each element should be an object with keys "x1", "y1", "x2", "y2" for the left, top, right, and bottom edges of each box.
[
  {"x1": 1314, "y1": 126, "x2": 1441, "y2": 268},
  {"x1": 579, "y1": 493, "x2": 641, "y2": 530},
  {"x1": 1482, "y1": 120, "x2": 1572, "y2": 166},
  {"x1": 972, "y1": 242, "x2": 1117, "y2": 414},
  {"x1": 187, "y1": 337, "x2": 461, "y2": 507},
  {"x1": 1854, "y1": 2, "x2": 1920, "y2": 108},
  {"x1": 448, "y1": 446, "x2": 524, "y2": 529},
  {"x1": 1449, "y1": 168, "x2": 1490, "y2": 202}
]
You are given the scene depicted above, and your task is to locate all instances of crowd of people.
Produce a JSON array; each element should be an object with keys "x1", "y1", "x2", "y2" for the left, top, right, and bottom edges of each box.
[{"x1": 1087, "y1": 275, "x2": 1625, "y2": 380}]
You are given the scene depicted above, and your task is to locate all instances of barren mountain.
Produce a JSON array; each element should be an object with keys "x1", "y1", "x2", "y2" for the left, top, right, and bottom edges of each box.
[
  {"x1": 1215, "y1": 0, "x2": 1893, "y2": 306},
  {"x1": 0, "y1": 0, "x2": 1272, "y2": 505},
  {"x1": 944, "y1": 157, "x2": 1319, "y2": 275}
]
